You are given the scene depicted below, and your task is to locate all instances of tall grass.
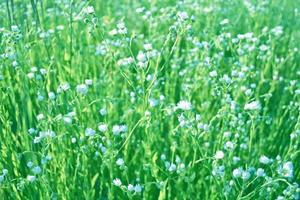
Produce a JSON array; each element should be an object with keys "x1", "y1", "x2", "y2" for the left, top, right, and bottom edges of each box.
[{"x1": 0, "y1": 0, "x2": 300, "y2": 199}]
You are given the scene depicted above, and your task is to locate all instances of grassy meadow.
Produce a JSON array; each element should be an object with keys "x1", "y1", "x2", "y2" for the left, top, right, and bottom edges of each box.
[{"x1": 0, "y1": 0, "x2": 300, "y2": 199}]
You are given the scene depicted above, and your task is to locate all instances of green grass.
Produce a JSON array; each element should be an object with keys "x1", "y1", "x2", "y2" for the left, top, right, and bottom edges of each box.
[{"x1": 0, "y1": 0, "x2": 300, "y2": 199}]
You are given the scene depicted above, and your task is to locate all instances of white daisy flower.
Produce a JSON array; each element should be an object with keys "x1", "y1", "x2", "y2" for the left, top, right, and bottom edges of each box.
[
  {"x1": 113, "y1": 178, "x2": 122, "y2": 186},
  {"x1": 233, "y1": 168, "x2": 243, "y2": 178},
  {"x1": 98, "y1": 124, "x2": 108, "y2": 132},
  {"x1": 176, "y1": 100, "x2": 192, "y2": 111},
  {"x1": 116, "y1": 158, "x2": 124, "y2": 166},
  {"x1": 244, "y1": 101, "x2": 261, "y2": 110},
  {"x1": 215, "y1": 151, "x2": 225, "y2": 160},
  {"x1": 256, "y1": 168, "x2": 266, "y2": 177},
  {"x1": 27, "y1": 175, "x2": 36, "y2": 182}
]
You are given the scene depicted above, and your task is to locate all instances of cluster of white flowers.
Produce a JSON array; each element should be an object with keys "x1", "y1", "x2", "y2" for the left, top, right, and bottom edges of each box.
[
  {"x1": 85, "y1": 128, "x2": 96, "y2": 137},
  {"x1": 271, "y1": 26, "x2": 284, "y2": 37},
  {"x1": 117, "y1": 57, "x2": 134, "y2": 67},
  {"x1": 209, "y1": 70, "x2": 218, "y2": 77},
  {"x1": 176, "y1": 100, "x2": 192, "y2": 111},
  {"x1": 95, "y1": 44, "x2": 108, "y2": 56},
  {"x1": 48, "y1": 91, "x2": 56, "y2": 100},
  {"x1": 162, "y1": 155, "x2": 186, "y2": 174},
  {"x1": 215, "y1": 151, "x2": 225, "y2": 160},
  {"x1": 220, "y1": 19, "x2": 229, "y2": 25},
  {"x1": 27, "y1": 67, "x2": 47, "y2": 79},
  {"x1": 34, "y1": 130, "x2": 56, "y2": 143},
  {"x1": 112, "y1": 124, "x2": 128, "y2": 136},
  {"x1": 278, "y1": 161, "x2": 294, "y2": 178},
  {"x1": 244, "y1": 101, "x2": 261, "y2": 110},
  {"x1": 112, "y1": 178, "x2": 143, "y2": 193},
  {"x1": 76, "y1": 84, "x2": 88, "y2": 95},
  {"x1": 137, "y1": 51, "x2": 148, "y2": 68},
  {"x1": 116, "y1": 158, "x2": 124, "y2": 166},
  {"x1": 259, "y1": 155, "x2": 273, "y2": 165},
  {"x1": 27, "y1": 175, "x2": 36, "y2": 182},
  {"x1": 232, "y1": 168, "x2": 251, "y2": 181},
  {"x1": 127, "y1": 184, "x2": 142, "y2": 193},
  {"x1": 113, "y1": 178, "x2": 122, "y2": 186},
  {"x1": 57, "y1": 82, "x2": 70, "y2": 93},
  {"x1": 109, "y1": 22, "x2": 127, "y2": 35},
  {"x1": 98, "y1": 123, "x2": 108, "y2": 132},
  {"x1": 83, "y1": 6, "x2": 95, "y2": 15},
  {"x1": 32, "y1": 166, "x2": 42, "y2": 175}
]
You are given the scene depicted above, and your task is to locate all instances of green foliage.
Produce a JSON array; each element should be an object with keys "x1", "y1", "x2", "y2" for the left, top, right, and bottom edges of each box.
[{"x1": 0, "y1": 0, "x2": 300, "y2": 199}]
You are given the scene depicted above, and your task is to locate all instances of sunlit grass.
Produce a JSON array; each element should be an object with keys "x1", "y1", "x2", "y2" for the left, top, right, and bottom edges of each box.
[{"x1": 0, "y1": 0, "x2": 300, "y2": 199}]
